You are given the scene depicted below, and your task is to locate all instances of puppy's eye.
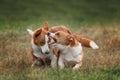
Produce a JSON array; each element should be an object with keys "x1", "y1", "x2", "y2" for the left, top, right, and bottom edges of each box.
[{"x1": 56, "y1": 33, "x2": 59, "y2": 36}]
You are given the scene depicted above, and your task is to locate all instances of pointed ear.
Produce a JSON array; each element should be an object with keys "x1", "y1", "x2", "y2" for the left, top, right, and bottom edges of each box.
[
  {"x1": 66, "y1": 35, "x2": 73, "y2": 41},
  {"x1": 27, "y1": 29, "x2": 34, "y2": 36},
  {"x1": 34, "y1": 29, "x2": 42, "y2": 38},
  {"x1": 44, "y1": 22, "x2": 49, "y2": 31}
]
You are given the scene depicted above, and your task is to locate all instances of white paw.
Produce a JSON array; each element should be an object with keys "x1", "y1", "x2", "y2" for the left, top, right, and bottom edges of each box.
[
  {"x1": 58, "y1": 56, "x2": 64, "y2": 69},
  {"x1": 51, "y1": 62, "x2": 57, "y2": 68},
  {"x1": 73, "y1": 64, "x2": 80, "y2": 70},
  {"x1": 90, "y1": 41, "x2": 99, "y2": 49},
  {"x1": 59, "y1": 65, "x2": 64, "y2": 69},
  {"x1": 31, "y1": 63, "x2": 35, "y2": 67},
  {"x1": 58, "y1": 61, "x2": 64, "y2": 69},
  {"x1": 51, "y1": 55, "x2": 57, "y2": 68}
]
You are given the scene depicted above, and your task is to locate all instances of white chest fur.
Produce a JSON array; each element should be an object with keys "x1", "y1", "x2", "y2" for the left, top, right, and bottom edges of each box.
[{"x1": 57, "y1": 43, "x2": 83, "y2": 62}]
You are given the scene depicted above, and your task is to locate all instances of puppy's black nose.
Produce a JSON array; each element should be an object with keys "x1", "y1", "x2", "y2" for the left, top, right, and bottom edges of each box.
[
  {"x1": 45, "y1": 52, "x2": 49, "y2": 54},
  {"x1": 47, "y1": 32, "x2": 50, "y2": 36}
]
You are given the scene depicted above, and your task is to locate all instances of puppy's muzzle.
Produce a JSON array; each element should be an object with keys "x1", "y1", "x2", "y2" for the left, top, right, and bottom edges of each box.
[
  {"x1": 47, "y1": 32, "x2": 57, "y2": 44},
  {"x1": 47, "y1": 32, "x2": 55, "y2": 37},
  {"x1": 45, "y1": 52, "x2": 49, "y2": 54}
]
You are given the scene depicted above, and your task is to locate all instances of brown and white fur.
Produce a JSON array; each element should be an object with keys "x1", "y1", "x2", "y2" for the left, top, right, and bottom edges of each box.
[
  {"x1": 27, "y1": 27, "x2": 52, "y2": 67},
  {"x1": 27, "y1": 22, "x2": 71, "y2": 67},
  {"x1": 27, "y1": 22, "x2": 98, "y2": 68},
  {"x1": 48, "y1": 31, "x2": 99, "y2": 70}
]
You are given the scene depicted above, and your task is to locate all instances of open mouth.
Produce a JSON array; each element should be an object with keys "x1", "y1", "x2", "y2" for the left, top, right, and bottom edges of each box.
[
  {"x1": 48, "y1": 37, "x2": 57, "y2": 45},
  {"x1": 47, "y1": 32, "x2": 57, "y2": 45}
]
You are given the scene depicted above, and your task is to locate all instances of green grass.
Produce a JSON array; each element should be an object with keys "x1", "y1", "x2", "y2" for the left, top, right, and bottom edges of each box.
[
  {"x1": 0, "y1": 26, "x2": 120, "y2": 80},
  {"x1": 1, "y1": 67, "x2": 120, "y2": 80},
  {"x1": 0, "y1": 0, "x2": 120, "y2": 30}
]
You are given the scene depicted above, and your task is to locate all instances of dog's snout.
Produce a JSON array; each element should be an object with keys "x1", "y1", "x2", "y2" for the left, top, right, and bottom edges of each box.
[
  {"x1": 45, "y1": 52, "x2": 49, "y2": 54},
  {"x1": 47, "y1": 32, "x2": 55, "y2": 37},
  {"x1": 47, "y1": 32, "x2": 50, "y2": 36}
]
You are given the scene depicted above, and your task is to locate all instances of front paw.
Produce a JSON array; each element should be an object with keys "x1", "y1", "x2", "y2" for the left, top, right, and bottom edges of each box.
[
  {"x1": 51, "y1": 63, "x2": 57, "y2": 68},
  {"x1": 73, "y1": 64, "x2": 80, "y2": 70},
  {"x1": 58, "y1": 62, "x2": 64, "y2": 69},
  {"x1": 59, "y1": 65, "x2": 64, "y2": 69},
  {"x1": 31, "y1": 63, "x2": 35, "y2": 68}
]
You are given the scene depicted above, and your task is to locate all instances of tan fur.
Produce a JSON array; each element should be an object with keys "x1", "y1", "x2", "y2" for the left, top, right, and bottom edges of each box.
[
  {"x1": 49, "y1": 25, "x2": 92, "y2": 48},
  {"x1": 53, "y1": 47, "x2": 60, "y2": 58},
  {"x1": 33, "y1": 28, "x2": 48, "y2": 46},
  {"x1": 50, "y1": 31, "x2": 84, "y2": 69},
  {"x1": 31, "y1": 28, "x2": 48, "y2": 66},
  {"x1": 30, "y1": 22, "x2": 72, "y2": 66},
  {"x1": 33, "y1": 22, "x2": 92, "y2": 48},
  {"x1": 52, "y1": 31, "x2": 80, "y2": 47},
  {"x1": 49, "y1": 26, "x2": 71, "y2": 34},
  {"x1": 74, "y1": 35, "x2": 91, "y2": 47},
  {"x1": 29, "y1": 22, "x2": 94, "y2": 67},
  {"x1": 66, "y1": 35, "x2": 79, "y2": 47}
]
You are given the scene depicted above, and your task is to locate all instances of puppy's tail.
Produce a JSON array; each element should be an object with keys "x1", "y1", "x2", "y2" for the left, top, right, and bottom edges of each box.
[
  {"x1": 74, "y1": 35, "x2": 99, "y2": 49},
  {"x1": 89, "y1": 41, "x2": 99, "y2": 49}
]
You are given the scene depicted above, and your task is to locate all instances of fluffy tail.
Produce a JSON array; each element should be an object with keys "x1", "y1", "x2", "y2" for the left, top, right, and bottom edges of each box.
[{"x1": 74, "y1": 35, "x2": 99, "y2": 49}]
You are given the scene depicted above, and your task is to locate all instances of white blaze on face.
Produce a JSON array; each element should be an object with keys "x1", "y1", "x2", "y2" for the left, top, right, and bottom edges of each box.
[
  {"x1": 49, "y1": 32, "x2": 55, "y2": 37},
  {"x1": 41, "y1": 35, "x2": 50, "y2": 54}
]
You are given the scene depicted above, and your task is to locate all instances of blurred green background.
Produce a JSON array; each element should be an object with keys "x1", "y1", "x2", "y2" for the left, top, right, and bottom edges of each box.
[
  {"x1": 0, "y1": 0, "x2": 120, "y2": 30},
  {"x1": 0, "y1": 1, "x2": 120, "y2": 80}
]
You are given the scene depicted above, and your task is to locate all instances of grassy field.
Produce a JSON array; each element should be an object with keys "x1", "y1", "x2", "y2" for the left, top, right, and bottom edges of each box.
[
  {"x1": 0, "y1": 26, "x2": 120, "y2": 80},
  {"x1": 0, "y1": 0, "x2": 120, "y2": 80}
]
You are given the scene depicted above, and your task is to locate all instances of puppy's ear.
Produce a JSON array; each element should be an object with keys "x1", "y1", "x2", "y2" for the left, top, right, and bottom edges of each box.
[
  {"x1": 44, "y1": 22, "x2": 49, "y2": 31},
  {"x1": 66, "y1": 35, "x2": 74, "y2": 41},
  {"x1": 34, "y1": 29, "x2": 42, "y2": 38},
  {"x1": 67, "y1": 35, "x2": 76, "y2": 46},
  {"x1": 27, "y1": 29, "x2": 34, "y2": 36}
]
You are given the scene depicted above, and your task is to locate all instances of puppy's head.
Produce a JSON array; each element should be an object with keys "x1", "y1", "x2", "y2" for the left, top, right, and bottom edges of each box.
[
  {"x1": 47, "y1": 31, "x2": 74, "y2": 46},
  {"x1": 27, "y1": 22, "x2": 50, "y2": 54}
]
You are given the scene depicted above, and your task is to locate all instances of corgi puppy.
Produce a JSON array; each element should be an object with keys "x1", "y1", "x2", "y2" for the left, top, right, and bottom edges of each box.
[
  {"x1": 27, "y1": 22, "x2": 98, "y2": 67},
  {"x1": 27, "y1": 22, "x2": 72, "y2": 67},
  {"x1": 27, "y1": 26, "x2": 52, "y2": 67},
  {"x1": 47, "y1": 31, "x2": 99, "y2": 70},
  {"x1": 50, "y1": 26, "x2": 98, "y2": 49}
]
